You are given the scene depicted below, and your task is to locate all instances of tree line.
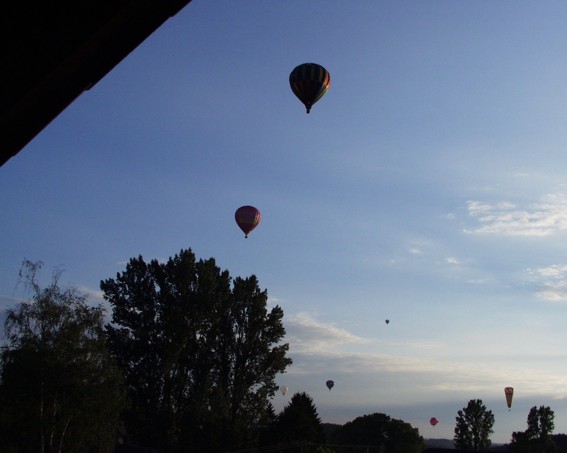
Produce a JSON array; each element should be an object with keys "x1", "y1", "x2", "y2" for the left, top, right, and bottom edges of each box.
[
  {"x1": 452, "y1": 398, "x2": 562, "y2": 452},
  {"x1": 0, "y1": 251, "x2": 291, "y2": 452},
  {"x1": 0, "y1": 250, "x2": 565, "y2": 452}
]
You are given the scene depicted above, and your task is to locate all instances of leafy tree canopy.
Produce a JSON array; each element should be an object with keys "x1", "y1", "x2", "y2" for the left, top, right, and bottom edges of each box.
[
  {"x1": 511, "y1": 405, "x2": 555, "y2": 453},
  {"x1": 333, "y1": 412, "x2": 424, "y2": 453},
  {"x1": 0, "y1": 260, "x2": 125, "y2": 453},
  {"x1": 276, "y1": 392, "x2": 324, "y2": 447},
  {"x1": 454, "y1": 399, "x2": 495, "y2": 451},
  {"x1": 101, "y1": 248, "x2": 292, "y2": 452}
]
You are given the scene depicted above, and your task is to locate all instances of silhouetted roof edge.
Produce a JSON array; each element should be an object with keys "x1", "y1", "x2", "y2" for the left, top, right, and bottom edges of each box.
[{"x1": 1, "y1": 0, "x2": 192, "y2": 167}]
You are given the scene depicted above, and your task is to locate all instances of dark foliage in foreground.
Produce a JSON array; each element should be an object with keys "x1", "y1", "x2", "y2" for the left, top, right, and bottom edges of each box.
[
  {"x1": 0, "y1": 260, "x2": 125, "y2": 453},
  {"x1": 454, "y1": 399, "x2": 495, "y2": 451},
  {"x1": 102, "y1": 248, "x2": 292, "y2": 452},
  {"x1": 331, "y1": 412, "x2": 424, "y2": 453}
]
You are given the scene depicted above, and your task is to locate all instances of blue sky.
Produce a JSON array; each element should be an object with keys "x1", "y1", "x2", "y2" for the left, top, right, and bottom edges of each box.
[{"x1": 3, "y1": 0, "x2": 567, "y2": 444}]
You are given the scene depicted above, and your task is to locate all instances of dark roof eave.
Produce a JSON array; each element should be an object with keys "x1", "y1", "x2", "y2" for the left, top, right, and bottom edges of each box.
[{"x1": 0, "y1": 0, "x2": 192, "y2": 167}]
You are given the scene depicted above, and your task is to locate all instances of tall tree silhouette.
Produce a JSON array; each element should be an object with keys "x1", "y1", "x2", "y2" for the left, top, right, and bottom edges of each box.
[
  {"x1": 454, "y1": 399, "x2": 494, "y2": 451},
  {"x1": 102, "y1": 248, "x2": 292, "y2": 452},
  {"x1": 511, "y1": 405, "x2": 555, "y2": 453}
]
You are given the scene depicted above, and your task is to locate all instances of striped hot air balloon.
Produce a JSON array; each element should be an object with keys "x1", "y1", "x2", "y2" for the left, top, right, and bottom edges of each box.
[{"x1": 289, "y1": 63, "x2": 331, "y2": 113}]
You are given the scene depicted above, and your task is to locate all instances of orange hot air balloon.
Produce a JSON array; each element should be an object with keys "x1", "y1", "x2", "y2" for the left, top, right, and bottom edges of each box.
[
  {"x1": 430, "y1": 417, "x2": 439, "y2": 426},
  {"x1": 289, "y1": 63, "x2": 331, "y2": 113},
  {"x1": 235, "y1": 206, "x2": 261, "y2": 238},
  {"x1": 505, "y1": 387, "x2": 514, "y2": 410}
]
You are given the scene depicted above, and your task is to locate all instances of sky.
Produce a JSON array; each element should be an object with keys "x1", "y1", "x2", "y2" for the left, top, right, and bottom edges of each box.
[{"x1": 3, "y1": 0, "x2": 567, "y2": 444}]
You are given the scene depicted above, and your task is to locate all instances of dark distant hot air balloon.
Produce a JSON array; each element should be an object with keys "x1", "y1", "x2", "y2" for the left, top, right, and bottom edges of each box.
[
  {"x1": 430, "y1": 417, "x2": 439, "y2": 426},
  {"x1": 289, "y1": 63, "x2": 331, "y2": 113},
  {"x1": 235, "y1": 206, "x2": 261, "y2": 238},
  {"x1": 385, "y1": 319, "x2": 390, "y2": 325},
  {"x1": 326, "y1": 380, "x2": 334, "y2": 391},
  {"x1": 505, "y1": 387, "x2": 514, "y2": 410}
]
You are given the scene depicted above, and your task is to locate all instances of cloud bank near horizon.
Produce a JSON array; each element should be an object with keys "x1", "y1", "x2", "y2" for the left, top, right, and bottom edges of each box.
[{"x1": 282, "y1": 312, "x2": 567, "y2": 406}]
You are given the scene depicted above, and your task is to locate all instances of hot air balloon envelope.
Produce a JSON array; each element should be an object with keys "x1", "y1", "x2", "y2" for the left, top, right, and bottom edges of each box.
[
  {"x1": 289, "y1": 63, "x2": 331, "y2": 113},
  {"x1": 280, "y1": 386, "x2": 288, "y2": 396},
  {"x1": 235, "y1": 206, "x2": 261, "y2": 238},
  {"x1": 385, "y1": 319, "x2": 390, "y2": 324},
  {"x1": 505, "y1": 387, "x2": 514, "y2": 408},
  {"x1": 326, "y1": 380, "x2": 334, "y2": 391},
  {"x1": 430, "y1": 417, "x2": 439, "y2": 426}
]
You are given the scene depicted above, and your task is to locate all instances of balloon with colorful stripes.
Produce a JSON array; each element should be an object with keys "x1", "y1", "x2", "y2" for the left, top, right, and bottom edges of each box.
[{"x1": 289, "y1": 63, "x2": 331, "y2": 113}]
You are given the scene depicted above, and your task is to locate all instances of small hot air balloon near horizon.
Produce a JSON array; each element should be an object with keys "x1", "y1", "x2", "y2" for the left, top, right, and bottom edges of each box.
[
  {"x1": 430, "y1": 417, "x2": 439, "y2": 426},
  {"x1": 505, "y1": 387, "x2": 514, "y2": 411},
  {"x1": 385, "y1": 319, "x2": 390, "y2": 324},
  {"x1": 326, "y1": 380, "x2": 334, "y2": 391},
  {"x1": 280, "y1": 386, "x2": 288, "y2": 396},
  {"x1": 235, "y1": 206, "x2": 261, "y2": 238},
  {"x1": 289, "y1": 63, "x2": 331, "y2": 113}
]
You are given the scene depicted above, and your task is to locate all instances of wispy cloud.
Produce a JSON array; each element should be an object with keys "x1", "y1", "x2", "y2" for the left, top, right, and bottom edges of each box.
[
  {"x1": 528, "y1": 264, "x2": 567, "y2": 302},
  {"x1": 286, "y1": 312, "x2": 369, "y2": 354},
  {"x1": 464, "y1": 193, "x2": 567, "y2": 237},
  {"x1": 76, "y1": 286, "x2": 105, "y2": 303}
]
